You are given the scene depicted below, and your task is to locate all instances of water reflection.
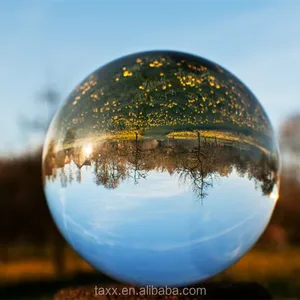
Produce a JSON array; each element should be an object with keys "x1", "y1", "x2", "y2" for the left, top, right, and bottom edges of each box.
[{"x1": 44, "y1": 137, "x2": 279, "y2": 286}]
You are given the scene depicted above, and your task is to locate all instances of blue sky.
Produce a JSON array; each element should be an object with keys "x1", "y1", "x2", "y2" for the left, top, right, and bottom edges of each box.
[
  {"x1": 45, "y1": 165, "x2": 276, "y2": 286},
  {"x1": 0, "y1": 0, "x2": 299, "y2": 155}
]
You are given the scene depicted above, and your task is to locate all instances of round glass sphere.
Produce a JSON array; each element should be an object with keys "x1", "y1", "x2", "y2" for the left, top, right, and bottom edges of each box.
[{"x1": 43, "y1": 51, "x2": 280, "y2": 287}]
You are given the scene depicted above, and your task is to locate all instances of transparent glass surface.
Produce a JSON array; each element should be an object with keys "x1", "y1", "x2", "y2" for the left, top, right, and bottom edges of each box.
[{"x1": 43, "y1": 51, "x2": 280, "y2": 286}]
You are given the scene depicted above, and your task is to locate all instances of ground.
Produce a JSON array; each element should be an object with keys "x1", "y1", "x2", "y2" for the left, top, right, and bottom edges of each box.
[{"x1": 1, "y1": 245, "x2": 300, "y2": 299}]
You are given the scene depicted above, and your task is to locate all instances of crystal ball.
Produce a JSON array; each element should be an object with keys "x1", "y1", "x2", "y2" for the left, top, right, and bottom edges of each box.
[{"x1": 43, "y1": 51, "x2": 280, "y2": 287}]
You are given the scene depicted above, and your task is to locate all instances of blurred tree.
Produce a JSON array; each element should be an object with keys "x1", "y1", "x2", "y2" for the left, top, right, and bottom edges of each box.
[
  {"x1": 2, "y1": 86, "x2": 67, "y2": 275},
  {"x1": 262, "y1": 113, "x2": 300, "y2": 248},
  {"x1": 280, "y1": 113, "x2": 300, "y2": 154},
  {"x1": 279, "y1": 113, "x2": 300, "y2": 181},
  {"x1": 19, "y1": 86, "x2": 61, "y2": 144}
]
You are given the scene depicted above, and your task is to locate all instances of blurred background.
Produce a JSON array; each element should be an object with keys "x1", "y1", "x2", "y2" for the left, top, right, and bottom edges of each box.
[{"x1": 0, "y1": 0, "x2": 300, "y2": 299}]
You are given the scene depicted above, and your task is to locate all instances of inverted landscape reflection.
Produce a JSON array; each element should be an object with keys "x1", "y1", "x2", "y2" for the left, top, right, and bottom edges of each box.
[
  {"x1": 43, "y1": 50, "x2": 280, "y2": 286},
  {"x1": 44, "y1": 137, "x2": 278, "y2": 286}
]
